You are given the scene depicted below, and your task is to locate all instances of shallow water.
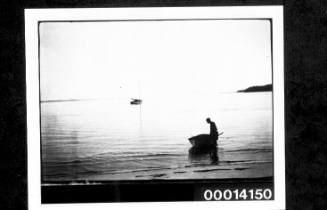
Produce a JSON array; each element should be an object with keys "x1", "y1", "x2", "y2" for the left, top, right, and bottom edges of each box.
[{"x1": 41, "y1": 92, "x2": 272, "y2": 182}]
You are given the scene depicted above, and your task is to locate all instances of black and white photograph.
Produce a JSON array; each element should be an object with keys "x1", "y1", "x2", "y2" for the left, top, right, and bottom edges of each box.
[
  {"x1": 5, "y1": 0, "x2": 327, "y2": 209},
  {"x1": 25, "y1": 6, "x2": 285, "y2": 209},
  {"x1": 40, "y1": 19, "x2": 273, "y2": 182}
]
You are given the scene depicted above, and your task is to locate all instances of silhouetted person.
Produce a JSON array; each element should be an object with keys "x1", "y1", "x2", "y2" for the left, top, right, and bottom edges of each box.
[
  {"x1": 209, "y1": 147, "x2": 219, "y2": 164},
  {"x1": 206, "y1": 118, "x2": 218, "y2": 145},
  {"x1": 188, "y1": 146, "x2": 219, "y2": 165}
]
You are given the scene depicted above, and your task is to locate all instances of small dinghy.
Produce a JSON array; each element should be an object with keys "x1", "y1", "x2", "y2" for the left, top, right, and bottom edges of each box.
[{"x1": 188, "y1": 132, "x2": 223, "y2": 148}]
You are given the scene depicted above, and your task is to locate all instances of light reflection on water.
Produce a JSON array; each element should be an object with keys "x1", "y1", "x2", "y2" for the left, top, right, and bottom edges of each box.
[{"x1": 41, "y1": 92, "x2": 272, "y2": 181}]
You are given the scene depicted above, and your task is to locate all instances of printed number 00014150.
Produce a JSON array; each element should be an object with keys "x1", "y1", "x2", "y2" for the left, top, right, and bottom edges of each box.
[{"x1": 203, "y1": 189, "x2": 273, "y2": 201}]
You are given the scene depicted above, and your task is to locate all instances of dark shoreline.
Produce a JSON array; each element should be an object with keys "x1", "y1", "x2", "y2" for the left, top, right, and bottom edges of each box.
[
  {"x1": 42, "y1": 176, "x2": 273, "y2": 186},
  {"x1": 237, "y1": 84, "x2": 272, "y2": 92}
]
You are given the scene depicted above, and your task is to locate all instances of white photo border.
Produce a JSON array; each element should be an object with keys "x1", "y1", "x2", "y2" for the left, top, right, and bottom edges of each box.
[{"x1": 25, "y1": 6, "x2": 284, "y2": 210}]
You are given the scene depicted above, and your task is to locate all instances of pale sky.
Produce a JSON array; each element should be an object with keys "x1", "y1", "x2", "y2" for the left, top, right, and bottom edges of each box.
[{"x1": 39, "y1": 20, "x2": 272, "y2": 101}]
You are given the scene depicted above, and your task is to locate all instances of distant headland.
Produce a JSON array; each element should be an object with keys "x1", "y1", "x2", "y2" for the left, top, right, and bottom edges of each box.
[{"x1": 237, "y1": 84, "x2": 272, "y2": 93}]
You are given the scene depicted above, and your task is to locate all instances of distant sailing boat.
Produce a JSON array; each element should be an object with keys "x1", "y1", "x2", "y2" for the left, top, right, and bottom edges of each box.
[
  {"x1": 130, "y1": 98, "x2": 142, "y2": 105},
  {"x1": 130, "y1": 81, "x2": 142, "y2": 105}
]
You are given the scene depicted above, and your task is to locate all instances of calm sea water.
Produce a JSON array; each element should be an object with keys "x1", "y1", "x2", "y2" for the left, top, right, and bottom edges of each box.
[{"x1": 41, "y1": 92, "x2": 272, "y2": 182}]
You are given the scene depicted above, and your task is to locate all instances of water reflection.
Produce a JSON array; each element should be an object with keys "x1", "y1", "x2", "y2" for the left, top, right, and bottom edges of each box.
[
  {"x1": 41, "y1": 92, "x2": 272, "y2": 181},
  {"x1": 188, "y1": 146, "x2": 219, "y2": 164}
]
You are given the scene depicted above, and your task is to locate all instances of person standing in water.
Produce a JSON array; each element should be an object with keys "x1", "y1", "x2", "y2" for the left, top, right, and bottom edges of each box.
[{"x1": 206, "y1": 118, "x2": 218, "y2": 145}]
